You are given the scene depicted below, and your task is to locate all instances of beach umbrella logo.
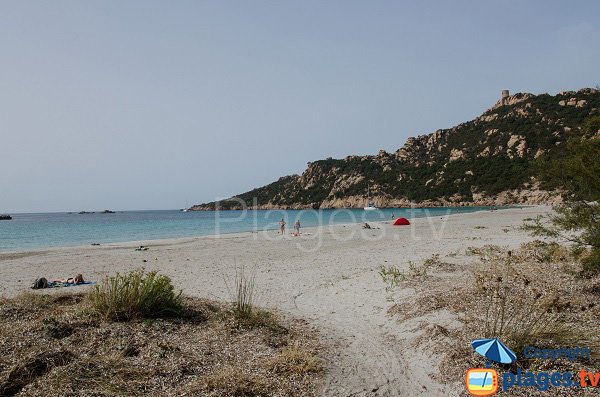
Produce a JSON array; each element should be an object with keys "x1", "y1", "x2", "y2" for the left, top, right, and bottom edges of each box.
[
  {"x1": 465, "y1": 339, "x2": 516, "y2": 396},
  {"x1": 471, "y1": 338, "x2": 517, "y2": 364},
  {"x1": 466, "y1": 368, "x2": 498, "y2": 396}
]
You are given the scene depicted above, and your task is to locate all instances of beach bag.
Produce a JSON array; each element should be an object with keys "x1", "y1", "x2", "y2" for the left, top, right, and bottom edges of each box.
[{"x1": 32, "y1": 277, "x2": 48, "y2": 289}]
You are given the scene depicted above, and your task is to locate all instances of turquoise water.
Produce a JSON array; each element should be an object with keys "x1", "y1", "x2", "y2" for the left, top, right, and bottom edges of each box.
[{"x1": 0, "y1": 207, "x2": 495, "y2": 252}]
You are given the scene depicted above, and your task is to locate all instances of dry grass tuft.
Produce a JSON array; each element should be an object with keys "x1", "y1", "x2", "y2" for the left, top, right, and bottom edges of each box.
[
  {"x1": 516, "y1": 240, "x2": 571, "y2": 263},
  {"x1": 200, "y1": 366, "x2": 271, "y2": 396},
  {"x1": 464, "y1": 242, "x2": 598, "y2": 357},
  {"x1": 388, "y1": 294, "x2": 446, "y2": 322},
  {"x1": 264, "y1": 341, "x2": 322, "y2": 375},
  {"x1": 378, "y1": 255, "x2": 448, "y2": 292},
  {"x1": 465, "y1": 244, "x2": 507, "y2": 260},
  {"x1": 229, "y1": 264, "x2": 257, "y2": 320}
]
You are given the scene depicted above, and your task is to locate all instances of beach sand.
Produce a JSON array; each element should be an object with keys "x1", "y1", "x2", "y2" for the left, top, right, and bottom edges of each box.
[{"x1": 0, "y1": 206, "x2": 551, "y2": 396}]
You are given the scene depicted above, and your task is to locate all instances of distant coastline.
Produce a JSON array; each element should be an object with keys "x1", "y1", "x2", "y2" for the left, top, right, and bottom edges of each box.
[{"x1": 188, "y1": 194, "x2": 555, "y2": 211}]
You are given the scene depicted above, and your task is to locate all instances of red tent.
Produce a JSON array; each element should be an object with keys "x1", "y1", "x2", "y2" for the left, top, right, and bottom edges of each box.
[{"x1": 393, "y1": 217, "x2": 410, "y2": 226}]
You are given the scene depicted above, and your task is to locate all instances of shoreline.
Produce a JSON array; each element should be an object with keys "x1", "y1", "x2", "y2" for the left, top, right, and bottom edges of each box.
[{"x1": 0, "y1": 205, "x2": 532, "y2": 255}]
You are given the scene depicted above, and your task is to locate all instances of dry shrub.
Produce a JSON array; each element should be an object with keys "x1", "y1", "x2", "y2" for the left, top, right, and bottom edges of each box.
[
  {"x1": 472, "y1": 261, "x2": 567, "y2": 354},
  {"x1": 411, "y1": 323, "x2": 453, "y2": 348},
  {"x1": 467, "y1": 241, "x2": 592, "y2": 356},
  {"x1": 516, "y1": 240, "x2": 571, "y2": 263},
  {"x1": 379, "y1": 255, "x2": 456, "y2": 293},
  {"x1": 388, "y1": 294, "x2": 445, "y2": 322},
  {"x1": 465, "y1": 245, "x2": 507, "y2": 260},
  {"x1": 423, "y1": 254, "x2": 457, "y2": 272},
  {"x1": 264, "y1": 341, "x2": 321, "y2": 375}
]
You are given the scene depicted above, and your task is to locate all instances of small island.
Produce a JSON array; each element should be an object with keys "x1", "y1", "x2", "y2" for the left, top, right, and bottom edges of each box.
[{"x1": 0, "y1": 214, "x2": 12, "y2": 220}]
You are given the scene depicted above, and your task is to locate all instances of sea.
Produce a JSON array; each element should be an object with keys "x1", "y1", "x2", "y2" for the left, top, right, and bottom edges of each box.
[{"x1": 0, "y1": 207, "x2": 497, "y2": 252}]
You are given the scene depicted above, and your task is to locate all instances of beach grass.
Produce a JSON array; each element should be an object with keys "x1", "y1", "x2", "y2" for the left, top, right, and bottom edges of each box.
[
  {"x1": 229, "y1": 264, "x2": 257, "y2": 320},
  {"x1": 89, "y1": 268, "x2": 183, "y2": 321}
]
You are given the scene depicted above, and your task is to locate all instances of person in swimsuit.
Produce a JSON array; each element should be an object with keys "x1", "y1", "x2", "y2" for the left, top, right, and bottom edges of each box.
[
  {"x1": 279, "y1": 218, "x2": 286, "y2": 235},
  {"x1": 53, "y1": 274, "x2": 85, "y2": 284},
  {"x1": 294, "y1": 220, "x2": 301, "y2": 235}
]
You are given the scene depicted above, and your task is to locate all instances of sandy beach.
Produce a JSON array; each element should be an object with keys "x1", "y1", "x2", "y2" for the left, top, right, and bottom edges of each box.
[{"x1": 0, "y1": 206, "x2": 551, "y2": 396}]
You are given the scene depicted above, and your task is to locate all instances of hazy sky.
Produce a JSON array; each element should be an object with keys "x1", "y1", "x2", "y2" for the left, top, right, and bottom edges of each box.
[{"x1": 1, "y1": 1, "x2": 599, "y2": 213}]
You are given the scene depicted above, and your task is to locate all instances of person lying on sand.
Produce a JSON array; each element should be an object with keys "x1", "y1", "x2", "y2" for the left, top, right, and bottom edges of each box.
[
  {"x1": 52, "y1": 274, "x2": 85, "y2": 285},
  {"x1": 31, "y1": 274, "x2": 86, "y2": 289},
  {"x1": 361, "y1": 222, "x2": 380, "y2": 230}
]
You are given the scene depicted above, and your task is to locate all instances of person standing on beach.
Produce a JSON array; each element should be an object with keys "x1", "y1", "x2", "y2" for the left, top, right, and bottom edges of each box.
[
  {"x1": 294, "y1": 220, "x2": 301, "y2": 235},
  {"x1": 279, "y1": 218, "x2": 286, "y2": 235}
]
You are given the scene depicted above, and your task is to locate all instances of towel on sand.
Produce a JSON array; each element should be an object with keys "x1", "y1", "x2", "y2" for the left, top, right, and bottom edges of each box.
[
  {"x1": 31, "y1": 278, "x2": 96, "y2": 289},
  {"x1": 48, "y1": 281, "x2": 96, "y2": 288}
]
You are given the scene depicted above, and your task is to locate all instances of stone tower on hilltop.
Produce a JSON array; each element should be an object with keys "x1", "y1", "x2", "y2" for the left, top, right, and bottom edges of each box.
[{"x1": 500, "y1": 89, "x2": 510, "y2": 105}]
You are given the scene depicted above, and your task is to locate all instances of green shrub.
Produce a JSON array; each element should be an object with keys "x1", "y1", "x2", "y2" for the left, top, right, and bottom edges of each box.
[
  {"x1": 90, "y1": 269, "x2": 182, "y2": 321},
  {"x1": 528, "y1": 123, "x2": 600, "y2": 274},
  {"x1": 378, "y1": 264, "x2": 405, "y2": 290}
]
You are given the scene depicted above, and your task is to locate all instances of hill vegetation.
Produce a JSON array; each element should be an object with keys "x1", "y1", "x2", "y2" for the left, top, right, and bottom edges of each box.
[
  {"x1": 526, "y1": 114, "x2": 600, "y2": 274},
  {"x1": 192, "y1": 88, "x2": 600, "y2": 210}
]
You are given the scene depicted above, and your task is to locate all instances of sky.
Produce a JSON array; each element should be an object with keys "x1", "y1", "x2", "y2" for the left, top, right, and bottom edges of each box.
[{"x1": 1, "y1": 1, "x2": 599, "y2": 213}]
